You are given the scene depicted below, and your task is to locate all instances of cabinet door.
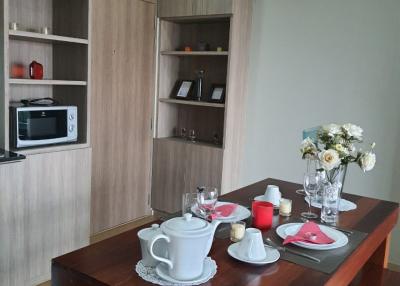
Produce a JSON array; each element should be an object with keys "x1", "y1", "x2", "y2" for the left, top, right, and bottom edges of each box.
[
  {"x1": 151, "y1": 138, "x2": 223, "y2": 214},
  {"x1": 0, "y1": 149, "x2": 91, "y2": 286},
  {"x1": 0, "y1": 162, "x2": 26, "y2": 286},
  {"x1": 91, "y1": 0, "x2": 156, "y2": 233},
  {"x1": 158, "y1": 0, "x2": 232, "y2": 18}
]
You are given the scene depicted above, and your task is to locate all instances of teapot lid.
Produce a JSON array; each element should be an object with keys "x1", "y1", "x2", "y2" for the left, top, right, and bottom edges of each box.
[
  {"x1": 163, "y1": 213, "x2": 208, "y2": 234},
  {"x1": 137, "y1": 224, "x2": 161, "y2": 240}
]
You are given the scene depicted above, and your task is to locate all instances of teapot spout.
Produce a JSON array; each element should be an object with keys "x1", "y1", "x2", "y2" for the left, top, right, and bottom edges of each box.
[{"x1": 205, "y1": 219, "x2": 221, "y2": 255}]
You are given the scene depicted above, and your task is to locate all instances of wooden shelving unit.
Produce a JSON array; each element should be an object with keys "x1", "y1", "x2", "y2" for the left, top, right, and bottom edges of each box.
[
  {"x1": 1, "y1": 0, "x2": 91, "y2": 152},
  {"x1": 9, "y1": 79, "x2": 87, "y2": 86},
  {"x1": 159, "y1": 98, "x2": 225, "y2": 108},
  {"x1": 9, "y1": 30, "x2": 89, "y2": 45},
  {"x1": 152, "y1": 0, "x2": 252, "y2": 214},
  {"x1": 160, "y1": 51, "x2": 229, "y2": 56}
]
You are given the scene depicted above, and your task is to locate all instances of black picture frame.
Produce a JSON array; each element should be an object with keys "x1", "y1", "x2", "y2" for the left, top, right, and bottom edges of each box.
[
  {"x1": 173, "y1": 80, "x2": 195, "y2": 100},
  {"x1": 208, "y1": 84, "x2": 226, "y2": 103}
]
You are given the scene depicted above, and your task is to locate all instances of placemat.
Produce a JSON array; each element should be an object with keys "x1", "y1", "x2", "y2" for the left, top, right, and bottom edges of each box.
[
  {"x1": 266, "y1": 225, "x2": 367, "y2": 274},
  {"x1": 216, "y1": 217, "x2": 367, "y2": 274}
]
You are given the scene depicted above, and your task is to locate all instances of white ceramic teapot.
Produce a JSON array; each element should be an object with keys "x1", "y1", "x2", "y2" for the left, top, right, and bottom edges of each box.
[{"x1": 148, "y1": 213, "x2": 221, "y2": 281}]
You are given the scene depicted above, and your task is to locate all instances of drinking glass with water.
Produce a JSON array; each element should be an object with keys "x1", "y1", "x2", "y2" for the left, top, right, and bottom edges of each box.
[{"x1": 321, "y1": 182, "x2": 341, "y2": 224}]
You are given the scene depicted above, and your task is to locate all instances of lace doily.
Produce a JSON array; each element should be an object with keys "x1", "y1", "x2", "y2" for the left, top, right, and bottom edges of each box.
[{"x1": 135, "y1": 257, "x2": 217, "y2": 286}]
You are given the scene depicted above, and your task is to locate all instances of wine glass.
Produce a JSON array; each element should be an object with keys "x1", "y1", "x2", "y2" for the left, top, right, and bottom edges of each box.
[
  {"x1": 196, "y1": 186, "x2": 218, "y2": 216},
  {"x1": 301, "y1": 172, "x2": 320, "y2": 219}
]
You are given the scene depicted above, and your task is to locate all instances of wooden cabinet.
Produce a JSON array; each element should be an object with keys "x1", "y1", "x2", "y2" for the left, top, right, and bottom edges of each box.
[
  {"x1": 152, "y1": 0, "x2": 252, "y2": 213},
  {"x1": 0, "y1": 148, "x2": 91, "y2": 286},
  {"x1": 152, "y1": 138, "x2": 223, "y2": 213},
  {"x1": 158, "y1": 0, "x2": 232, "y2": 18},
  {"x1": 90, "y1": 0, "x2": 156, "y2": 234}
]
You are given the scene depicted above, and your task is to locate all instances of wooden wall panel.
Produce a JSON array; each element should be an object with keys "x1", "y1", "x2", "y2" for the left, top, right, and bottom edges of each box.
[
  {"x1": 90, "y1": 0, "x2": 156, "y2": 234},
  {"x1": 151, "y1": 138, "x2": 223, "y2": 213},
  {"x1": 221, "y1": 0, "x2": 252, "y2": 194},
  {"x1": 0, "y1": 148, "x2": 91, "y2": 286}
]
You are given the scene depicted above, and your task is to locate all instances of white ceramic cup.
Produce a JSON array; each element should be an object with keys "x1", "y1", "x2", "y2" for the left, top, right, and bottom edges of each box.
[
  {"x1": 236, "y1": 228, "x2": 266, "y2": 261},
  {"x1": 264, "y1": 185, "x2": 281, "y2": 206}
]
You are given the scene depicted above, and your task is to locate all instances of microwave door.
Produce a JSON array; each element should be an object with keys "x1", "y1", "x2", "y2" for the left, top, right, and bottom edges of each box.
[{"x1": 17, "y1": 110, "x2": 68, "y2": 147}]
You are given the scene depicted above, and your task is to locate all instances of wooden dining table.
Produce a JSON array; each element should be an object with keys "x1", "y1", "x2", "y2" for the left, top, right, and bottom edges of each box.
[{"x1": 52, "y1": 178, "x2": 399, "y2": 286}]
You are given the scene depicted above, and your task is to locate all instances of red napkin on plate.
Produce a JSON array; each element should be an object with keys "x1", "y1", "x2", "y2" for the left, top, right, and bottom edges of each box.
[
  {"x1": 283, "y1": 222, "x2": 335, "y2": 245},
  {"x1": 208, "y1": 203, "x2": 238, "y2": 220}
]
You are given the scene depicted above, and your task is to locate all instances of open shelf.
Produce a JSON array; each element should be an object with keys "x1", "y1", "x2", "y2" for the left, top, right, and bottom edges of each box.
[
  {"x1": 161, "y1": 51, "x2": 229, "y2": 56},
  {"x1": 159, "y1": 98, "x2": 225, "y2": 108},
  {"x1": 9, "y1": 30, "x2": 89, "y2": 45},
  {"x1": 9, "y1": 79, "x2": 87, "y2": 86},
  {"x1": 160, "y1": 137, "x2": 223, "y2": 149}
]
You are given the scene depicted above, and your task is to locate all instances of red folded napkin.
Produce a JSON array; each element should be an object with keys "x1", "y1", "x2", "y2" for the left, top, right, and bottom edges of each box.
[
  {"x1": 208, "y1": 203, "x2": 238, "y2": 220},
  {"x1": 283, "y1": 222, "x2": 335, "y2": 245}
]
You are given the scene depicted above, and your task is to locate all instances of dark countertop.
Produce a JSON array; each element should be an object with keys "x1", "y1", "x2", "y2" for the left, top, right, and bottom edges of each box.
[{"x1": 0, "y1": 148, "x2": 26, "y2": 164}]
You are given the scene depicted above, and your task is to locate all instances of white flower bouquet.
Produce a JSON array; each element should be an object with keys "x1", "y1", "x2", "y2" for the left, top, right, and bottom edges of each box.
[{"x1": 300, "y1": 123, "x2": 376, "y2": 184}]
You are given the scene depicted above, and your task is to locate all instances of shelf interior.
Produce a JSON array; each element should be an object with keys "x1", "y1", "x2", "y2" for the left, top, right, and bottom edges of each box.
[
  {"x1": 9, "y1": 0, "x2": 89, "y2": 39},
  {"x1": 160, "y1": 51, "x2": 229, "y2": 56}
]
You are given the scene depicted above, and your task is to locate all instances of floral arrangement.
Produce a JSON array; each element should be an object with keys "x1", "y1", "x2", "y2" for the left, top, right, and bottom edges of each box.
[{"x1": 300, "y1": 123, "x2": 376, "y2": 184}]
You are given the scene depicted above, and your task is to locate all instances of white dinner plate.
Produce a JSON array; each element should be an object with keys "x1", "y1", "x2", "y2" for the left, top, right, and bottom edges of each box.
[
  {"x1": 155, "y1": 257, "x2": 216, "y2": 285},
  {"x1": 191, "y1": 201, "x2": 251, "y2": 223},
  {"x1": 276, "y1": 223, "x2": 348, "y2": 250},
  {"x1": 227, "y1": 242, "x2": 280, "y2": 265}
]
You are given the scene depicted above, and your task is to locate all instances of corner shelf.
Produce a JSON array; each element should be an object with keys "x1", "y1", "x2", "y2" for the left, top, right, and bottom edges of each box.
[
  {"x1": 9, "y1": 79, "x2": 87, "y2": 86},
  {"x1": 9, "y1": 30, "x2": 89, "y2": 45},
  {"x1": 159, "y1": 98, "x2": 225, "y2": 108},
  {"x1": 161, "y1": 51, "x2": 228, "y2": 56}
]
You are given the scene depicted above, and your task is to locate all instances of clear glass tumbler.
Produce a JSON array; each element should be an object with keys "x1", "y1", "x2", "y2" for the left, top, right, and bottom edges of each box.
[{"x1": 321, "y1": 183, "x2": 341, "y2": 224}]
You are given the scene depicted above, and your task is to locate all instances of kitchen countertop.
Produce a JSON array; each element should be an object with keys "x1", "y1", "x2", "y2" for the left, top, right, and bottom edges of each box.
[{"x1": 0, "y1": 148, "x2": 26, "y2": 164}]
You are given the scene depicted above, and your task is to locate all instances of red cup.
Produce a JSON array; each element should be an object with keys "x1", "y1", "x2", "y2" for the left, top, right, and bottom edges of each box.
[{"x1": 252, "y1": 201, "x2": 274, "y2": 230}]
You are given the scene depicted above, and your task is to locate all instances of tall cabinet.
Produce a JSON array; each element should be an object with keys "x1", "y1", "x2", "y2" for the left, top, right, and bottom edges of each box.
[
  {"x1": 152, "y1": 0, "x2": 252, "y2": 213},
  {"x1": 90, "y1": 0, "x2": 156, "y2": 234},
  {"x1": 0, "y1": 1, "x2": 92, "y2": 285}
]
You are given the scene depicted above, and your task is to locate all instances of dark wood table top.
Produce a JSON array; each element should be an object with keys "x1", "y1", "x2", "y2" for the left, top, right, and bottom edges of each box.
[{"x1": 52, "y1": 178, "x2": 399, "y2": 286}]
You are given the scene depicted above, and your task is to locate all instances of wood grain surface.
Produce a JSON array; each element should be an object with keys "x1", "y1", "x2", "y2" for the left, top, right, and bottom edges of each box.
[
  {"x1": 52, "y1": 178, "x2": 399, "y2": 286},
  {"x1": 1, "y1": 148, "x2": 91, "y2": 286},
  {"x1": 90, "y1": 0, "x2": 156, "y2": 234},
  {"x1": 151, "y1": 137, "x2": 223, "y2": 213}
]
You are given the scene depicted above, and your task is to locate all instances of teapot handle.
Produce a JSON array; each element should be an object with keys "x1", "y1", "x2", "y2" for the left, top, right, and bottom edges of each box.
[{"x1": 148, "y1": 234, "x2": 173, "y2": 269}]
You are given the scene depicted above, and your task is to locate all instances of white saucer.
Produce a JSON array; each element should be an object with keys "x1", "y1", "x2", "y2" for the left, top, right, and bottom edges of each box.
[
  {"x1": 227, "y1": 242, "x2": 280, "y2": 265},
  {"x1": 155, "y1": 257, "x2": 216, "y2": 285},
  {"x1": 276, "y1": 223, "x2": 348, "y2": 250},
  {"x1": 191, "y1": 201, "x2": 251, "y2": 223},
  {"x1": 254, "y1": 195, "x2": 280, "y2": 209},
  {"x1": 305, "y1": 197, "x2": 357, "y2": 212}
]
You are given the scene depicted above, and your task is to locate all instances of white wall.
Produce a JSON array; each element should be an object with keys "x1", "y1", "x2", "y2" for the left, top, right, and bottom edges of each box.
[{"x1": 240, "y1": 0, "x2": 400, "y2": 264}]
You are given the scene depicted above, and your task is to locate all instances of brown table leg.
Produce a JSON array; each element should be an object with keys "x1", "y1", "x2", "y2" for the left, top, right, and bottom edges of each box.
[{"x1": 368, "y1": 233, "x2": 391, "y2": 268}]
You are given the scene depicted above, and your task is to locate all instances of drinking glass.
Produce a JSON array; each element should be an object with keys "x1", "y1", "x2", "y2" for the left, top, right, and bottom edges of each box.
[
  {"x1": 188, "y1": 129, "x2": 196, "y2": 142},
  {"x1": 182, "y1": 192, "x2": 197, "y2": 216},
  {"x1": 196, "y1": 186, "x2": 218, "y2": 216},
  {"x1": 301, "y1": 172, "x2": 320, "y2": 219}
]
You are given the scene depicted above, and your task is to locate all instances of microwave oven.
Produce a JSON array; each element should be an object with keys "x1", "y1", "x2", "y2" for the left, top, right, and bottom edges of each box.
[{"x1": 10, "y1": 105, "x2": 78, "y2": 149}]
